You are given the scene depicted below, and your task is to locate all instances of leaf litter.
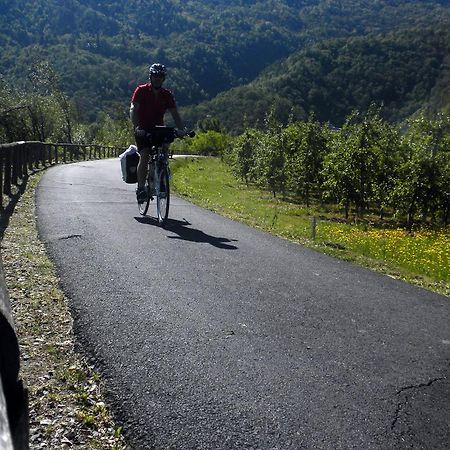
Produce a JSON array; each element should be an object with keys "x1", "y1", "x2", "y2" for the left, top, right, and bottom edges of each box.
[{"x1": 1, "y1": 173, "x2": 130, "y2": 449}]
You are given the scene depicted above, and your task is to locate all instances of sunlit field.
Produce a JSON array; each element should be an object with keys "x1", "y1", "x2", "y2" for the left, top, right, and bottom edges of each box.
[
  {"x1": 171, "y1": 157, "x2": 450, "y2": 294},
  {"x1": 318, "y1": 224, "x2": 449, "y2": 282}
]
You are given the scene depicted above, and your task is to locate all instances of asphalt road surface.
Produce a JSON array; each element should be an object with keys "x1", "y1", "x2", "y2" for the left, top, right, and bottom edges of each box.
[{"x1": 36, "y1": 159, "x2": 450, "y2": 449}]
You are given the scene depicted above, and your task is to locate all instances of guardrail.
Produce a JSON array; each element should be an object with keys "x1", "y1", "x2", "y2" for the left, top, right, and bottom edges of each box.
[
  {"x1": 0, "y1": 141, "x2": 122, "y2": 209},
  {"x1": 1, "y1": 377, "x2": 14, "y2": 449},
  {"x1": 0, "y1": 258, "x2": 27, "y2": 449},
  {"x1": 0, "y1": 140, "x2": 123, "y2": 448}
]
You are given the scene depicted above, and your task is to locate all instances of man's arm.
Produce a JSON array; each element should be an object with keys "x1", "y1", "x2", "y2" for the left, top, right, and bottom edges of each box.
[
  {"x1": 168, "y1": 107, "x2": 184, "y2": 130},
  {"x1": 130, "y1": 102, "x2": 139, "y2": 128}
]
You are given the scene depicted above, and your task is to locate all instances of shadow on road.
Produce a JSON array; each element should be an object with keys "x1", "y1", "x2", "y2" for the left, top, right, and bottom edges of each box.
[{"x1": 134, "y1": 216, "x2": 238, "y2": 250}]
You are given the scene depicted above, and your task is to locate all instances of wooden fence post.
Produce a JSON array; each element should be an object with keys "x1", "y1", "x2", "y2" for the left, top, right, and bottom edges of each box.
[
  {"x1": 46, "y1": 144, "x2": 51, "y2": 165},
  {"x1": 4, "y1": 147, "x2": 11, "y2": 195},
  {"x1": 16, "y1": 145, "x2": 22, "y2": 180},
  {"x1": 11, "y1": 148, "x2": 18, "y2": 186},
  {"x1": 34, "y1": 143, "x2": 39, "y2": 170},
  {"x1": 310, "y1": 216, "x2": 317, "y2": 241},
  {"x1": 20, "y1": 144, "x2": 27, "y2": 180},
  {"x1": 0, "y1": 148, "x2": 3, "y2": 209},
  {"x1": 27, "y1": 144, "x2": 33, "y2": 172}
]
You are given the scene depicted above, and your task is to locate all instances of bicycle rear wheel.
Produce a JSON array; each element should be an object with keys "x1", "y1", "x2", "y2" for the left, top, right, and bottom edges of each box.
[
  {"x1": 138, "y1": 184, "x2": 150, "y2": 216},
  {"x1": 156, "y1": 167, "x2": 170, "y2": 226}
]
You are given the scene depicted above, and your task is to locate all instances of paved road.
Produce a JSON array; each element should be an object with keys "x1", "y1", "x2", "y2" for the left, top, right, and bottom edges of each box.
[{"x1": 36, "y1": 159, "x2": 450, "y2": 449}]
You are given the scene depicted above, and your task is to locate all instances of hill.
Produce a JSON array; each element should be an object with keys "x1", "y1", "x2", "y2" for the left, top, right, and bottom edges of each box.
[
  {"x1": 181, "y1": 24, "x2": 450, "y2": 132},
  {"x1": 1, "y1": 0, "x2": 449, "y2": 122}
]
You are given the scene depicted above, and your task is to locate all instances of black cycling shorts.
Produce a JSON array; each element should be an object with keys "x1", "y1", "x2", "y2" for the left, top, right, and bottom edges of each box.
[{"x1": 135, "y1": 133, "x2": 152, "y2": 153}]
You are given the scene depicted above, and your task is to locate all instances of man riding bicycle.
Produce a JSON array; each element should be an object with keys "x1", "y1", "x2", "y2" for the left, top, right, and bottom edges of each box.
[{"x1": 130, "y1": 63, "x2": 185, "y2": 202}]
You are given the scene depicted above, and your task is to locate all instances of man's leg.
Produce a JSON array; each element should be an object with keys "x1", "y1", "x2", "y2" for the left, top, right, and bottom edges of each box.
[{"x1": 137, "y1": 147, "x2": 150, "y2": 189}]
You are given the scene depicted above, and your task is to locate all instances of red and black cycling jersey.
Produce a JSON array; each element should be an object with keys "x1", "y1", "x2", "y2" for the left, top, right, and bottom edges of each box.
[{"x1": 131, "y1": 83, "x2": 176, "y2": 129}]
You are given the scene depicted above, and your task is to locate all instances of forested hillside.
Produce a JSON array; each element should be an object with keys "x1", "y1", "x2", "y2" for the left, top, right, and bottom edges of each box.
[
  {"x1": 0, "y1": 0, "x2": 449, "y2": 124},
  {"x1": 183, "y1": 24, "x2": 450, "y2": 132}
]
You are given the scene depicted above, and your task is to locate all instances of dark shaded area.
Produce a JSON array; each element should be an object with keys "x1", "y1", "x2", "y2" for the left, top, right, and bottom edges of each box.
[{"x1": 0, "y1": 176, "x2": 30, "y2": 240}]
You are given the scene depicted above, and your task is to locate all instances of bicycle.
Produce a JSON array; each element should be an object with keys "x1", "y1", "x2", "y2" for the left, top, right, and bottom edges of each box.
[{"x1": 136, "y1": 126, "x2": 194, "y2": 226}]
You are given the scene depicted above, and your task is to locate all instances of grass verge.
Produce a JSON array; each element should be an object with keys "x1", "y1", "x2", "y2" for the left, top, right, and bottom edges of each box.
[
  {"x1": 1, "y1": 171, "x2": 129, "y2": 449},
  {"x1": 171, "y1": 157, "x2": 450, "y2": 297}
]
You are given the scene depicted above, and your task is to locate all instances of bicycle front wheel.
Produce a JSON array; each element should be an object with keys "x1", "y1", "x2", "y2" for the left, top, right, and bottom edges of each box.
[{"x1": 156, "y1": 167, "x2": 170, "y2": 226}]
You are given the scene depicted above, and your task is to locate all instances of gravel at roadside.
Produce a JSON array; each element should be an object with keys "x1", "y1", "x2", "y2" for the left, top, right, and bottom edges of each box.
[{"x1": 1, "y1": 172, "x2": 130, "y2": 449}]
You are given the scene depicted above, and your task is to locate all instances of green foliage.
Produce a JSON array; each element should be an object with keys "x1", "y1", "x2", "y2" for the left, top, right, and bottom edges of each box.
[
  {"x1": 392, "y1": 113, "x2": 450, "y2": 228},
  {"x1": 228, "y1": 128, "x2": 260, "y2": 185},
  {"x1": 0, "y1": 79, "x2": 30, "y2": 142},
  {"x1": 252, "y1": 110, "x2": 288, "y2": 197},
  {"x1": 184, "y1": 24, "x2": 450, "y2": 132},
  {"x1": 171, "y1": 156, "x2": 450, "y2": 291},
  {"x1": 92, "y1": 112, "x2": 132, "y2": 147},
  {"x1": 1, "y1": 0, "x2": 449, "y2": 125},
  {"x1": 322, "y1": 106, "x2": 401, "y2": 218},
  {"x1": 0, "y1": 68, "x2": 124, "y2": 146},
  {"x1": 0, "y1": 75, "x2": 79, "y2": 143},
  {"x1": 283, "y1": 117, "x2": 328, "y2": 206},
  {"x1": 228, "y1": 105, "x2": 450, "y2": 229},
  {"x1": 197, "y1": 117, "x2": 224, "y2": 133},
  {"x1": 175, "y1": 130, "x2": 231, "y2": 156}
]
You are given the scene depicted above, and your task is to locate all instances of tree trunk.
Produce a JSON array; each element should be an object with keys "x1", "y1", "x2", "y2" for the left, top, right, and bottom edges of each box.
[
  {"x1": 345, "y1": 199, "x2": 350, "y2": 220},
  {"x1": 407, "y1": 205, "x2": 414, "y2": 232}
]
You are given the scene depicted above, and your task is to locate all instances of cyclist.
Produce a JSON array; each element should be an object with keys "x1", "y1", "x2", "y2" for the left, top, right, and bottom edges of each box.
[{"x1": 130, "y1": 63, "x2": 185, "y2": 202}]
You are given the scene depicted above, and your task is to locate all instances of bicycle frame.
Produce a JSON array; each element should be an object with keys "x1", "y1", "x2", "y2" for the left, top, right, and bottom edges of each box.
[
  {"x1": 136, "y1": 126, "x2": 194, "y2": 225},
  {"x1": 137, "y1": 140, "x2": 171, "y2": 225},
  {"x1": 148, "y1": 144, "x2": 170, "y2": 199}
]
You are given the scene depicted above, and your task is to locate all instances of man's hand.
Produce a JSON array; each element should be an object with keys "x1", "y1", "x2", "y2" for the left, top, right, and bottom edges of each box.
[
  {"x1": 175, "y1": 128, "x2": 187, "y2": 138},
  {"x1": 134, "y1": 126, "x2": 146, "y2": 137},
  {"x1": 175, "y1": 128, "x2": 195, "y2": 138}
]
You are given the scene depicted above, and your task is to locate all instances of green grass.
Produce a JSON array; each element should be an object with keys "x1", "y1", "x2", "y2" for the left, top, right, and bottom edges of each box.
[{"x1": 171, "y1": 157, "x2": 450, "y2": 297}]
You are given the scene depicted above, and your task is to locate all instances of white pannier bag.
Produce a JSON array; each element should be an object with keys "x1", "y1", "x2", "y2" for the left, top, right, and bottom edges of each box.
[{"x1": 119, "y1": 145, "x2": 139, "y2": 184}]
